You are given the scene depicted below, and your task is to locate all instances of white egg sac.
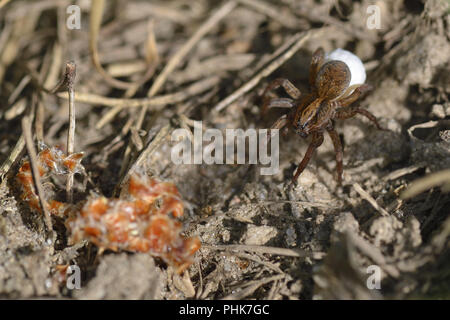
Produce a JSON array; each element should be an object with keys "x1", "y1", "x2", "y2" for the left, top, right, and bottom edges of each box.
[{"x1": 325, "y1": 48, "x2": 366, "y2": 87}]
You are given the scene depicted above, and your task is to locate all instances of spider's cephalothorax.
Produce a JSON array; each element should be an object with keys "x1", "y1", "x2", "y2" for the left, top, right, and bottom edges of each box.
[{"x1": 262, "y1": 48, "x2": 384, "y2": 185}]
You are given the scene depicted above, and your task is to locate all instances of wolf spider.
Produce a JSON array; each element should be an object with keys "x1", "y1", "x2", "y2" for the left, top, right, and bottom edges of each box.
[{"x1": 262, "y1": 47, "x2": 383, "y2": 185}]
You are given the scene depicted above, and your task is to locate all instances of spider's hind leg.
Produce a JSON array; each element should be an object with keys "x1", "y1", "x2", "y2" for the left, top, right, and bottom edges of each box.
[
  {"x1": 335, "y1": 107, "x2": 384, "y2": 131},
  {"x1": 335, "y1": 84, "x2": 372, "y2": 107},
  {"x1": 356, "y1": 109, "x2": 385, "y2": 130},
  {"x1": 309, "y1": 48, "x2": 325, "y2": 88},
  {"x1": 334, "y1": 84, "x2": 384, "y2": 130}
]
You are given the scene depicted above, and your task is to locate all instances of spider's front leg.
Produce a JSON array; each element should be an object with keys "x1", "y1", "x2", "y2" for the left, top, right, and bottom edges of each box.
[
  {"x1": 262, "y1": 78, "x2": 301, "y2": 115},
  {"x1": 292, "y1": 132, "x2": 324, "y2": 183},
  {"x1": 266, "y1": 114, "x2": 289, "y2": 145}
]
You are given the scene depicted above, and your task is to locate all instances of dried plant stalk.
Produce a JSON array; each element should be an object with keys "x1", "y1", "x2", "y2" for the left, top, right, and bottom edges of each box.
[{"x1": 21, "y1": 116, "x2": 53, "y2": 232}]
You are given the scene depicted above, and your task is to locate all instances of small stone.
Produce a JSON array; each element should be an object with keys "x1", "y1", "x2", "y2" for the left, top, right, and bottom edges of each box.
[
  {"x1": 242, "y1": 225, "x2": 277, "y2": 245},
  {"x1": 430, "y1": 104, "x2": 446, "y2": 118},
  {"x1": 333, "y1": 212, "x2": 359, "y2": 234},
  {"x1": 285, "y1": 226, "x2": 297, "y2": 247}
]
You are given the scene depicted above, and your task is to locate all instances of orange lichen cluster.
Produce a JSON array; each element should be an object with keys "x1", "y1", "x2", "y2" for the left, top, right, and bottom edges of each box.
[
  {"x1": 67, "y1": 174, "x2": 201, "y2": 273},
  {"x1": 16, "y1": 145, "x2": 200, "y2": 273},
  {"x1": 16, "y1": 144, "x2": 83, "y2": 216}
]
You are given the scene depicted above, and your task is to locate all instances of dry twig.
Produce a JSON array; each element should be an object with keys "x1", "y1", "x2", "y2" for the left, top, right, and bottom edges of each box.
[
  {"x1": 0, "y1": 0, "x2": 11, "y2": 9},
  {"x1": 117, "y1": 124, "x2": 173, "y2": 196},
  {"x1": 204, "y1": 244, "x2": 309, "y2": 258},
  {"x1": 383, "y1": 163, "x2": 425, "y2": 181},
  {"x1": 353, "y1": 182, "x2": 390, "y2": 217},
  {"x1": 64, "y1": 61, "x2": 76, "y2": 202},
  {"x1": 401, "y1": 169, "x2": 450, "y2": 199},
  {"x1": 21, "y1": 116, "x2": 53, "y2": 232},
  {"x1": 221, "y1": 274, "x2": 285, "y2": 300},
  {"x1": 89, "y1": 0, "x2": 157, "y2": 90},
  {"x1": 237, "y1": 0, "x2": 304, "y2": 29},
  {"x1": 0, "y1": 135, "x2": 24, "y2": 183},
  {"x1": 56, "y1": 76, "x2": 220, "y2": 109}
]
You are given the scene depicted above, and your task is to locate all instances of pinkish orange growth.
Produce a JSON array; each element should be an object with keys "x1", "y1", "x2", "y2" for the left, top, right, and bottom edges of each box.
[
  {"x1": 67, "y1": 174, "x2": 200, "y2": 273},
  {"x1": 62, "y1": 153, "x2": 84, "y2": 172},
  {"x1": 16, "y1": 144, "x2": 85, "y2": 217},
  {"x1": 128, "y1": 174, "x2": 184, "y2": 217},
  {"x1": 17, "y1": 145, "x2": 200, "y2": 273}
]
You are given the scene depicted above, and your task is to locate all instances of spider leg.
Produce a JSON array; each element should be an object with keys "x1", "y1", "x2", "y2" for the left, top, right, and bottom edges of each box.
[
  {"x1": 334, "y1": 84, "x2": 384, "y2": 130},
  {"x1": 309, "y1": 48, "x2": 325, "y2": 89},
  {"x1": 335, "y1": 84, "x2": 372, "y2": 107},
  {"x1": 261, "y1": 115, "x2": 289, "y2": 164},
  {"x1": 271, "y1": 114, "x2": 289, "y2": 130},
  {"x1": 262, "y1": 78, "x2": 301, "y2": 114},
  {"x1": 263, "y1": 78, "x2": 301, "y2": 100},
  {"x1": 326, "y1": 126, "x2": 344, "y2": 185},
  {"x1": 335, "y1": 108, "x2": 384, "y2": 130},
  {"x1": 334, "y1": 84, "x2": 361, "y2": 100},
  {"x1": 292, "y1": 132, "x2": 324, "y2": 183},
  {"x1": 355, "y1": 109, "x2": 384, "y2": 130},
  {"x1": 262, "y1": 97, "x2": 295, "y2": 115},
  {"x1": 267, "y1": 114, "x2": 289, "y2": 144}
]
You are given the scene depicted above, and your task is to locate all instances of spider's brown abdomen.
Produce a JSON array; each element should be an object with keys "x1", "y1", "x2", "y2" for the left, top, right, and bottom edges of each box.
[{"x1": 316, "y1": 61, "x2": 350, "y2": 100}]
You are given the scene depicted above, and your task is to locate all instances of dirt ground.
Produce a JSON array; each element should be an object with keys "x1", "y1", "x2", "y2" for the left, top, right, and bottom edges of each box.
[{"x1": 0, "y1": 0, "x2": 449, "y2": 300}]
